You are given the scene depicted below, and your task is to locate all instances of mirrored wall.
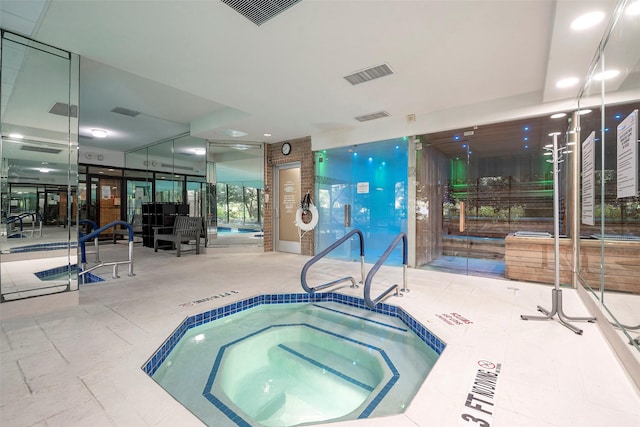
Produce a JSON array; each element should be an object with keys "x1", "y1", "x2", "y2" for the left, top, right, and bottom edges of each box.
[
  {"x1": 1, "y1": 31, "x2": 80, "y2": 302},
  {"x1": 577, "y1": 0, "x2": 640, "y2": 360},
  {"x1": 207, "y1": 141, "x2": 264, "y2": 247},
  {"x1": 124, "y1": 134, "x2": 208, "y2": 216}
]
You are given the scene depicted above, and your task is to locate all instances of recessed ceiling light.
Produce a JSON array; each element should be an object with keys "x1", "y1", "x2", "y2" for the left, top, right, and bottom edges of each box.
[
  {"x1": 571, "y1": 11, "x2": 605, "y2": 30},
  {"x1": 578, "y1": 109, "x2": 592, "y2": 115},
  {"x1": 551, "y1": 113, "x2": 567, "y2": 119},
  {"x1": 556, "y1": 77, "x2": 579, "y2": 88},
  {"x1": 593, "y1": 69, "x2": 620, "y2": 81},
  {"x1": 39, "y1": 168, "x2": 51, "y2": 173},
  {"x1": 224, "y1": 129, "x2": 248, "y2": 138},
  {"x1": 91, "y1": 129, "x2": 108, "y2": 138},
  {"x1": 193, "y1": 148, "x2": 206, "y2": 155},
  {"x1": 264, "y1": 133, "x2": 272, "y2": 137},
  {"x1": 627, "y1": 1, "x2": 640, "y2": 16},
  {"x1": 9, "y1": 133, "x2": 24, "y2": 139}
]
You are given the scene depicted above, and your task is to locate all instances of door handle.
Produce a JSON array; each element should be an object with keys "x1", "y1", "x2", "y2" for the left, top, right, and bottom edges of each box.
[
  {"x1": 459, "y1": 201, "x2": 465, "y2": 232},
  {"x1": 344, "y1": 204, "x2": 351, "y2": 227}
]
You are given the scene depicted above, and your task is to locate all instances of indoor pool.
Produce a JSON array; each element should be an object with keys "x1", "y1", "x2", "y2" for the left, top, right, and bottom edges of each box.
[{"x1": 146, "y1": 294, "x2": 444, "y2": 427}]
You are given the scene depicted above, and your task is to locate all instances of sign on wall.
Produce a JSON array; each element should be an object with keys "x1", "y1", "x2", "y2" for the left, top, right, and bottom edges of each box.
[
  {"x1": 617, "y1": 110, "x2": 638, "y2": 198},
  {"x1": 582, "y1": 131, "x2": 595, "y2": 226}
]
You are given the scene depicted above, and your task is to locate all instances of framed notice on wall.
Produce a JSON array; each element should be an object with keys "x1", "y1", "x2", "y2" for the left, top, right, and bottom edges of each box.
[
  {"x1": 101, "y1": 185, "x2": 111, "y2": 199},
  {"x1": 582, "y1": 131, "x2": 595, "y2": 226},
  {"x1": 617, "y1": 109, "x2": 638, "y2": 198}
]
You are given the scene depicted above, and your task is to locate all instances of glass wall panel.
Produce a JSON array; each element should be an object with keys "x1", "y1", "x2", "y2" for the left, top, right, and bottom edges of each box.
[
  {"x1": 577, "y1": 0, "x2": 640, "y2": 358},
  {"x1": 1, "y1": 31, "x2": 79, "y2": 302},
  {"x1": 186, "y1": 177, "x2": 205, "y2": 217},
  {"x1": 417, "y1": 117, "x2": 558, "y2": 278},
  {"x1": 155, "y1": 175, "x2": 184, "y2": 203},
  {"x1": 125, "y1": 169, "x2": 152, "y2": 220},
  {"x1": 315, "y1": 138, "x2": 408, "y2": 264}
]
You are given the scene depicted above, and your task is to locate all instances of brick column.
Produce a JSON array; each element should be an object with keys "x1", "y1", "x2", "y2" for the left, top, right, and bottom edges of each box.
[{"x1": 264, "y1": 137, "x2": 315, "y2": 256}]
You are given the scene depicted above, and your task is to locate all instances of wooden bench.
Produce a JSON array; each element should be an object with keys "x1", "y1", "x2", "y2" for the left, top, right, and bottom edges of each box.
[{"x1": 153, "y1": 216, "x2": 203, "y2": 257}]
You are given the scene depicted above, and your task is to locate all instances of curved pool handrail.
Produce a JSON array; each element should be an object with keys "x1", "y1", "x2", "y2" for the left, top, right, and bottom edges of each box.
[
  {"x1": 364, "y1": 232, "x2": 408, "y2": 309},
  {"x1": 7, "y1": 212, "x2": 42, "y2": 237},
  {"x1": 79, "y1": 219, "x2": 101, "y2": 264},
  {"x1": 78, "y1": 220, "x2": 135, "y2": 282},
  {"x1": 300, "y1": 228, "x2": 365, "y2": 294}
]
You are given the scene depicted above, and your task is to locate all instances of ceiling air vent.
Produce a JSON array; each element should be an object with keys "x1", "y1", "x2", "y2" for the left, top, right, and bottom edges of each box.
[
  {"x1": 344, "y1": 64, "x2": 394, "y2": 86},
  {"x1": 222, "y1": 0, "x2": 302, "y2": 26},
  {"x1": 48, "y1": 102, "x2": 78, "y2": 118},
  {"x1": 355, "y1": 111, "x2": 391, "y2": 122},
  {"x1": 111, "y1": 106, "x2": 140, "y2": 117},
  {"x1": 20, "y1": 145, "x2": 62, "y2": 154}
]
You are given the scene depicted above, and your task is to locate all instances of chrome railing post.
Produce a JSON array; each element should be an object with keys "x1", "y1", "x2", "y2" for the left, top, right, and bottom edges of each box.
[
  {"x1": 364, "y1": 232, "x2": 408, "y2": 309},
  {"x1": 301, "y1": 229, "x2": 365, "y2": 294}
]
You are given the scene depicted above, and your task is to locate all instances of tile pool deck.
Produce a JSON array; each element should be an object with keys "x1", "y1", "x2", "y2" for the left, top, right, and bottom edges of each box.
[{"x1": 1, "y1": 244, "x2": 639, "y2": 426}]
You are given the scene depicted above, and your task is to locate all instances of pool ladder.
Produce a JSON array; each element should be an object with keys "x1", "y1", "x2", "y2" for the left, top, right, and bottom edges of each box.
[
  {"x1": 300, "y1": 229, "x2": 364, "y2": 294},
  {"x1": 79, "y1": 220, "x2": 135, "y2": 283},
  {"x1": 300, "y1": 229, "x2": 409, "y2": 309}
]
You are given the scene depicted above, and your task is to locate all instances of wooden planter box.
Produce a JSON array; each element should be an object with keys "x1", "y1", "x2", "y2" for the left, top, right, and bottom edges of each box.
[{"x1": 505, "y1": 234, "x2": 640, "y2": 293}]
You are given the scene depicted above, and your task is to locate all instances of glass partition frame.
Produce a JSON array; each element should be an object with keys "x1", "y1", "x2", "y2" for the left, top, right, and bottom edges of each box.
[
  {"x1": 1, "y1": 31, "x2": 79, "y2": 302},
  {"x1": 575, "y1": 0, "x2": 640, "y2": 358}
]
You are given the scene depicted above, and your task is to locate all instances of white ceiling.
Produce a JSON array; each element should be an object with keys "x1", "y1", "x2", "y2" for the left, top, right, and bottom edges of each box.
[{"x1": 1, "y1": 0, "x2": 639, "y2": 157}]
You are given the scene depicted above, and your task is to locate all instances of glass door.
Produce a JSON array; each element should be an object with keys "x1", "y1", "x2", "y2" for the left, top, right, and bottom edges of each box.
[
  {"x1": 315, "y1": 138, "x2": 408, "y2": 264},
  {"x1": 441, "y1": 139, "x2": 474, "y2": 276}
]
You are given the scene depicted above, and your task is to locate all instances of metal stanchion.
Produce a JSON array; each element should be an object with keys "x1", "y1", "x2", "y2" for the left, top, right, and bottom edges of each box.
[{"x1": 521, "y1": 132, "x2": 595, "y2": 334}]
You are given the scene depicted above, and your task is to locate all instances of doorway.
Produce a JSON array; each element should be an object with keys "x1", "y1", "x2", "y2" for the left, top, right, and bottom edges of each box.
[
  {"x1": 274, "y1": 163, "x2": 301, "y2": 253},
  {"x1": 315, "y1": 138, "x2": 408, "y2": 264}
]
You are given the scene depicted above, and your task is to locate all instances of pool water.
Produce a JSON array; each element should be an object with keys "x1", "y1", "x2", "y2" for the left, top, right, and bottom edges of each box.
[{"x1": 152, "y1": 302, "x2": 440, "y2": 427}]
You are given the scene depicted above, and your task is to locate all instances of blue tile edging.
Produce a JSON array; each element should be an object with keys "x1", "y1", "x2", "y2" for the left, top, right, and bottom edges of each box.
[
  {"x1": 10, "y1": 242, "x2": 78, "y2": 253},
  {"x1": 142, "y1": 292, "x2": 446, "y2": 377},
  {"x1": 34, "y1": 264, "x2": 104, "y2": 283}
]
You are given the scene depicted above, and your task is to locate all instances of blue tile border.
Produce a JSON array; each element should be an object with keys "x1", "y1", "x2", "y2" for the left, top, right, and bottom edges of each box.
[
  {"x1": 277, "y1": 343, "x2": 375, "y2": 392},
  {"x1": 143, "y1": 292, "x2": 446, "y2": 425},
  {"x1": 10, "y1": 242, "x2": 78, "y2": 253},
  {"x1": 142, "y1": 292, "x2": 446, "y2": 377},
  {"x1": 34, "y1": 264, "x2": 104, "y2": 284},
  {"x1": 199, "y1": 322, "x2": 401, "y2": 426},
  {"x1": 313, "y1": 303, "x2": 408, "y2": 332}
]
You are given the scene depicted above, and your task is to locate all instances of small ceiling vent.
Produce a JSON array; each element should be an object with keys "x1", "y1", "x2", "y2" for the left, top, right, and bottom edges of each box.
[
  {"x1": 222, "y1": 0, "x2": 302, "y2": 26},
  {"x1": 344, "y1": 64, "x2": 394, "y2": 86},
  {"x1": 355, "y1": 111, "x2": 391, "y2": 122},
  {"x1": 20, "y1": 145, "x2": 62, "y2": 154},
  {"x1": 48, "y1": 102, "x2": 78, "y2": 118},
  {"x1": 111, "y1": 106, "x2": 140, "y2": 117}
]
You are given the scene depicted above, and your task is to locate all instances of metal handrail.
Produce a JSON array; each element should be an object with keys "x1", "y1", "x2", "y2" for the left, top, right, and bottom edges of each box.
[
  {"x1": 7, "y1": 212, "x2": 43, "y2": 237},
  {"x1": 300, "y1": 229, "x2": 365, "y2": 294},
  {"x1": 78, "y1": 220, "x2": 134, "y2": 282},
  {"x1": 79, "y1": 219, "x2": 101, "y2": 263},
  {"x1": 364, "y1": 232, "x2": 408, "y2": 309}
]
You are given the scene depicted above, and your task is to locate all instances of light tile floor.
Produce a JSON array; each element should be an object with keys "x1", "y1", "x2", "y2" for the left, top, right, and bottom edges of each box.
[{"x1": 1, "y1": 244, "x2": 639, "y2": 426}]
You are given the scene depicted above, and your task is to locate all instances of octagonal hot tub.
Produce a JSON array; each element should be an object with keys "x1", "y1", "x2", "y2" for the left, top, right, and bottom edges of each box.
[{"x1": 143, "y1": 293, "x2": 445, "y2": 427}]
